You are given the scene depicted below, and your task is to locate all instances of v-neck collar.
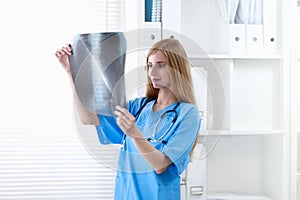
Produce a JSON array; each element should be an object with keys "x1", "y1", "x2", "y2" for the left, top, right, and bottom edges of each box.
[{"x1": 150, "y1": 100, "x2": 179, "y2": 114}]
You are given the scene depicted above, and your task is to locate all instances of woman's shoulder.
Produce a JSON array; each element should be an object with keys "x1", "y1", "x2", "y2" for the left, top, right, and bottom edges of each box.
[
  {"x1": 128, "y1": 97, "x2": 155, "y2": 113},
  {"x1": 179, "y1": 102, "x2": 200, "y2": 117},
  {"x1": 128, "y1": 97, "x2": 154, "y2": 106},
  {"x1": 180, "y1": 102, "x2": 198, "y2": 109}
]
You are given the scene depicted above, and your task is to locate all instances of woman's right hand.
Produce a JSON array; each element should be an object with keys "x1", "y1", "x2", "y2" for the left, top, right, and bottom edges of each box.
[{"x1": 55, "y1": 44, "x2": 72, "y2": 74}]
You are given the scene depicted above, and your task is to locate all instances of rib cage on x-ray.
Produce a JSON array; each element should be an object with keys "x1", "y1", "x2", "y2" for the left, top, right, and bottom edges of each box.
[{"x1": 69, "y1": 32, "x2": 127, "y2": 116}]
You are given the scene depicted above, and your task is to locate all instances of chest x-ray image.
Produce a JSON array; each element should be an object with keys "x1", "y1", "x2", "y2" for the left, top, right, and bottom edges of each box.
[{"x1": 69, "y1": 32, "x2": 127, "y2": 116}]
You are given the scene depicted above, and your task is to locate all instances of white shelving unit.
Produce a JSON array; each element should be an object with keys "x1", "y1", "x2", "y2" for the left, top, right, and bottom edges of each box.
[
  {"x1": 290, "y1": 1, "x2": 300, "y2": 200},
  {"x1": 125, "y1": 0, "x2": 291, "y2": 199},
  {"x1": 188, "y1": 54, "x2": 285, "y2": 60},
  {"x1": 298, "y1": 132, "x2": 300, "y2": 174},
  {"x1": 297, "y1": 131, "x2": 300, "y2": 200},
  {"x1": 181, "y1": 0, "x2": 290, "y2": 199},
  {"x1": 204, "y1": 134, "x2": 283, "y2": 198},
  {"x1": 198, "y1": 58, "x2": 287, "y2": 200},
  {"x1": 188, "y1": 0, "x2": 289, "y2": 199}
]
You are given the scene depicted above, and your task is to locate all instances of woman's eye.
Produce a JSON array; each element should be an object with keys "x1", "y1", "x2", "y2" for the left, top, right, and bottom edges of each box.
[
  {"x1": 158, "y1": 63, "x2": 165, "y2": 68},
  {"x1": 147, "y1": 64, "x2": 153, "y2": 68}
]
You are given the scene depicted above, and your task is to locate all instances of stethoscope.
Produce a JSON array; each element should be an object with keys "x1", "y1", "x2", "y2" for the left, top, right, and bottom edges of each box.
[
  {"x1": 120, "y1": 99, "x2": 180, "y2": 149},
  {"x1": 146, "y1": 102, "x2": 180, "y2": 144}
]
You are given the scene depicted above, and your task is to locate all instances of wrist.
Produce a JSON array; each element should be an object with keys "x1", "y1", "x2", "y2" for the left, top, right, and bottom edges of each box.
[{"x1": 130, "y1": 135, "x2": 147, "y2": 143}]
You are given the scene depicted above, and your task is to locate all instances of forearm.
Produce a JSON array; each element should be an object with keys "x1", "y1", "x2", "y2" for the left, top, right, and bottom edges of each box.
[
  {"x1": 68, "y1": 73, "x2": 100, "y2": 126},
  {"x1": 114, "y1": 106, "x2": 172, "y2": 173},
  {"x1": 131, "y1": 137, "x2": 172, "y2": 174}
]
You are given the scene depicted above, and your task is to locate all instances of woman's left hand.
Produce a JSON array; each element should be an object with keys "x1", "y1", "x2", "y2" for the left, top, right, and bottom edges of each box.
[{"x1": 114, "y1": 106, "x2": 144, "y2": 139}]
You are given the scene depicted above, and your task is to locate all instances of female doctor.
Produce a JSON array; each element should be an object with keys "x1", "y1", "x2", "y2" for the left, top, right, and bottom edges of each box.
[{"x1": 55, "y1": 38, "x2": 201, "y2": 200}]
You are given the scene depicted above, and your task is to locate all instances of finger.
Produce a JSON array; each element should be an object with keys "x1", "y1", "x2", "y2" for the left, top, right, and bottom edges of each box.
[
  {"x1": 115, "y1": 106, "x2": 135, "y2": 120},
  {"x1": 115, "y1": 106, "x2": 128, "y2": 119},
  {"x1": 65, "y1": 43, "x2": 71, "y2": 49},
  {"x1": 55, "y1": 48, "x2": 66, "y2": 58},
  {"x1": 115, "y1": 105, "x2": 127, "y2": 114},
  {"x1": 55, "y1": 49, "x2": 64, "y2": 57},
  {"x1": 114, "y1": 110, "x2": 131, "y2": 127},
  {"x1": 114, "y1": 109, "x2": 126, "y2": 119},
  {"x1": 116, "y1": 116, "x2": 131, "y2": 132},
  {"x1": 55, "y1": 51, "x2": 60, "y2": 57},
  {"x1": 65, "y1": 44, "x2": 73, "y2": 54},
  {"x1": 61, "y1": 46, "x2": 72, "y2": 55}
]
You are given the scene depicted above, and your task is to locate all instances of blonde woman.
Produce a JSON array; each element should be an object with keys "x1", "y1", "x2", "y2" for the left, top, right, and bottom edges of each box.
[{"x1": 55, "y1": 38, "x2": 201, "y2": 200}]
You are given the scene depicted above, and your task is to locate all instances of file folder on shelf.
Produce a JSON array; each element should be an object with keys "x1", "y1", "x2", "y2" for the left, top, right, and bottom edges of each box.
[
  {"x1": 263, "y1": 0, "x2": 278, "y2": 55},
  {"x1": 263, "y1": 26, "x2": 277, "y2": 55},
  {"x1": 139, "y1": 22, "x2": 161, "y2": 48},
  {"x1": 162, "y1": 0, "x2": 181, "y2": 39},
  {"x1": 228, "y1": 24, "x2": 246, "y2": 56},
  {"x1": 246, "y1": 24, "x2": 263, "y2": 56}
]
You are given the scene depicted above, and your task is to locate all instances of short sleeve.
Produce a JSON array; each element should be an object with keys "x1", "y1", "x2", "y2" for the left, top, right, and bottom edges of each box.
[
  {"x1": 95, "y1": 97, "x2": 152, "y2": 144},
  {"x1": 162, "y1": 104, "x2": 201, "y2": 175},
  {"x1": 95, "y1": 115, "x2": 124, "y2": 144}
]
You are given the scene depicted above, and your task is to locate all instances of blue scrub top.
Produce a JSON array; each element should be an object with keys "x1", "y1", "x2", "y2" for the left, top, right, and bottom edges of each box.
[{"x1": 95, "y1": 97, "x2": 201, "y2": 200}]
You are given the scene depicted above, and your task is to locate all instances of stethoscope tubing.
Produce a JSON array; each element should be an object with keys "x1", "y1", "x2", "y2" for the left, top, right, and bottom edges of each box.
[
  {"x1": 121, "y1": 100, "x2": 180, "y2": 150},
  {"x1": 148, "y1": 109, "x2": 178, "y2": 143}
]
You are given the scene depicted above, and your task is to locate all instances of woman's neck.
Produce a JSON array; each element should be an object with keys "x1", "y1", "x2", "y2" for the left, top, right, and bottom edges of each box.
[{"x1": 156, "y1": 89, "x2": 178, "y2": 107}]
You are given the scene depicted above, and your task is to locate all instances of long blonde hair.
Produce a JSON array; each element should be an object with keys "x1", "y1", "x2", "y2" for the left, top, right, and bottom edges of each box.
[
  {"x1": 145, "y1": 38, "x2": 199, "y2": 158},
  {"x1": 145, "y1": 38, "x2": 196, "y2": 105}
]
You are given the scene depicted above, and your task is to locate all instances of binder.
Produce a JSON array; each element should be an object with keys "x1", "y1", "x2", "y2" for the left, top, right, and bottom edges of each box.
[
  {"x1": 246, "y1": 24, "x2": 263, "y2": 56},
  {"x1": 139, "y1": 22, "x2": 161, "y2": 48},
  {"x1": 228, "y1": 24, "x2": 246, "y2": 56},
  {"x1": 263, "y1": 26, "x2": 277, "y2": 55},
  {"x1": 162, "y1": 0, "x2": 181, "y2": 39},
  {"x1": 263, "y1": 0, "x2": 277, "y2": 55}
]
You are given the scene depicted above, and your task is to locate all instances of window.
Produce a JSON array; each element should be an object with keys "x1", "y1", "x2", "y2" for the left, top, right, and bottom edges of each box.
[{"x1": 0, "y1": 0, "x2": 124, "y2": 199}]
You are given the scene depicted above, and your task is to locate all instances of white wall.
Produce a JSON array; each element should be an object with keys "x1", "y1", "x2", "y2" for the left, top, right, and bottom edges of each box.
[{"x1": 0, "y1": 0, "x2": 107, "y2": 131}]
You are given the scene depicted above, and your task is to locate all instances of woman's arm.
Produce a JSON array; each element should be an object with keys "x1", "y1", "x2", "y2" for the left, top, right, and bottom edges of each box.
[
  {"x1": 131, "y1": 137, "x2": 172, "y2": 174},
  {"x1": 114, "y1": 106, "x2": 172, "y2": 174},
  {"x1": 55, "y1": 44, "x2": 100, "y2": 126}
]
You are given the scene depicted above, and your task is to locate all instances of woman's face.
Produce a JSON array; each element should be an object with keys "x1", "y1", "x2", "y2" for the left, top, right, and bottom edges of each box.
[{"x1": 147, "y1": 51, "x2": 171, "y2": 89}]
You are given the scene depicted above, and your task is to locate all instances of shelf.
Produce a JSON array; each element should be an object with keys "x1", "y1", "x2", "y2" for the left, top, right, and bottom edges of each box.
[
  {"x1": 207, "y1": 193, "x2": 272, "y2": 200},
  {"x1": 199, "y1": 129, "x2": 283, "y2": 136},
  {"x1": 188, "y1": 54, "x2": 285, "y2": 60},
  {"x1": 205, "y1": 134, "x2": 283, "y2": 198}
]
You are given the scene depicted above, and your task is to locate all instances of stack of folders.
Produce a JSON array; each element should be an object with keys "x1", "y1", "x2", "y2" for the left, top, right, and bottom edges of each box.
[
  {"x1": 151, "y1": 0, "x2": 162, "y2": 22},
  {"x1": 227, "y1": 0, "x2": 277, "y2": 56}
]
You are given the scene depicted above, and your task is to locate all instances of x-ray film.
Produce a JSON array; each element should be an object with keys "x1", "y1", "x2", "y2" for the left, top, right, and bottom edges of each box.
[{"x1": 69, "y1": 32, "x2": 127, "y2": 116}]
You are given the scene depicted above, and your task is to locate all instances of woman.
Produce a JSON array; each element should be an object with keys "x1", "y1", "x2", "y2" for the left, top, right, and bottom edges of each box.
[{"x1": 55, "y1": 38, "x2": 201, "y2": 200}]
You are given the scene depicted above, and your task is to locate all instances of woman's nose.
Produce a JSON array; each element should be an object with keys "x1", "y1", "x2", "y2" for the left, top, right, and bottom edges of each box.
[{"x1": 149, "y1": 66, "x2": 158, "y2": 76}]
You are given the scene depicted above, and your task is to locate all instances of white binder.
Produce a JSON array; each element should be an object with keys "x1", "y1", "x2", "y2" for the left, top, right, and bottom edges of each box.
[
  {"x1": 263, "y1": 0, "x2": 277, "y2": 55},
  {"x1": 162, "y1": 0, "x2": 181, "y2": 40},
  {"x1": 246, "y1": 24, "x2": 263, "y2": 56},
  {"x1": 263, "y1": 26, "x2": 277, "y2": 55},
  {"x1": 228, "y1": 24, "x2": 246, "y2": 56}
]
